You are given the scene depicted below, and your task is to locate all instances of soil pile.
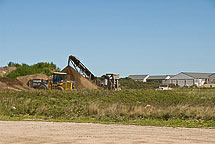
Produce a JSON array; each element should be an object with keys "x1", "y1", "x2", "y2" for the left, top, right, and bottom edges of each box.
[
  {"x1": 16, "y1": 73, "x2": 49, "y2": 86},
  {"x1": 0, "y1": 66, "x2": 16, "y2": 76},
  {"x1": 62, "y1": 66, "x2": 98, "y2": 89},
  {"x1": 0, "y1": 77, "x2": 30, "y2": 91}
]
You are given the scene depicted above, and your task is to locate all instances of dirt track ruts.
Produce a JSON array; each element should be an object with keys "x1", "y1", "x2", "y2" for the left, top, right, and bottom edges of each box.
[{"x1": 0, "y1": 121, "x2": 215, "y2": 144}]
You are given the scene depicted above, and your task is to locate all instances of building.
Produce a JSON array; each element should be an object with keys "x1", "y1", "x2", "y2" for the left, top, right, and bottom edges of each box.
[
  {"x1": 170, "y1": 72, "x2": 213, "y2": 87},
  {"x1": 146, "y1": 75, "x2": 173, "y2": 84},
  {"x1": 128, "y1": 75, "x2": 149, "y2": 82},
  {"x1": 209, "y1": 73, "x2": 215, "y2": 84}
]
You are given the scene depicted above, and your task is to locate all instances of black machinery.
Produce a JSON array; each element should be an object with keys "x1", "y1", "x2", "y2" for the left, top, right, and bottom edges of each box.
[
  {"x1": 68, "y1": 55, "x2": 95, "y2": 80},
  {"x1": 100, "y1": 73, "x2": 119, "y2": 90},
  {"x1": 68, "y1": 55, "x2": 120, "y2": 90}
]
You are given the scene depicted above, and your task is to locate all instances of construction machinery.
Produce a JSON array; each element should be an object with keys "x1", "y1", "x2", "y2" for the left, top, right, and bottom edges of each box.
[
  {"x1": 68, "y1": 55, "x2": 95, "y2": 80},
  {"x1": 28, "y1": 72, "x2": 74, "y2": 90},
  {"x1": 100, "y1": 74, "x2": 119, "y2": 90},
  {"x1": 68, "y1": 55, "x2": 120, "y2": 90}
]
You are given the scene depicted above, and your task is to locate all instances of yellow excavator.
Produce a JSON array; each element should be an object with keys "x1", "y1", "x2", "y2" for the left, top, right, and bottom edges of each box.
[{"x1": 28, "y1": 72, "x2": 74, "y2": 90}]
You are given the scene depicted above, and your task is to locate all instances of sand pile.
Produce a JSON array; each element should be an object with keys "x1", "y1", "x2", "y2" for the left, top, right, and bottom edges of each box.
[
  {"x1": 0, "y1": 66, "x2": 16, "y2": 76},
  {"x1": 0, "y1": 73, "x2": 48, "y2": 91},
  {"x1": 16, "y1": 73, "x2": 49, "y2": 86},
  {"x1": 62, "y1": 66, "x2": 98, "y2": 89},
  {"x1": 0, "y1": 77, "x2": 30, "y2": 91}
]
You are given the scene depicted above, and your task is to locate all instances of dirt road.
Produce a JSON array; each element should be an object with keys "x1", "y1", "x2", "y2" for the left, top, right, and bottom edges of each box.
[{"x1": 0, "y1": 121, "x2": 215, "y2": 144}]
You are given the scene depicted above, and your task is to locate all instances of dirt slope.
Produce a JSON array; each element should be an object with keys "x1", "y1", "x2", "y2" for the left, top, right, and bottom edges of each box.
[
  {"x1": 0, "y1": 77, "x2": 30, "y2": 91},
  {"x1": 62, "y1": 66, "x2": 97, "y2": 89},
  {"x1": 16, "y1": 73, "x2": 49, "y2": 86},
  {"x1": 0, "y1": 66, "x2": 16, "y2": 76}
]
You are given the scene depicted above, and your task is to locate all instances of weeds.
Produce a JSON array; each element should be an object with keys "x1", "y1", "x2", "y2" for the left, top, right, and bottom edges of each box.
[{"x1": 1, "y1": 89, "x2": 215, "y2": 127}]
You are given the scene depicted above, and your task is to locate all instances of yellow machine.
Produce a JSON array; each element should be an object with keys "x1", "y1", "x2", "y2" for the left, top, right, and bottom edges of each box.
[
  {"x1": 47, "y1": 72, "x2": 73, "y2": 90},
  {"x1": 29, "y1": 72, "x2": 74, "y2": 90}
]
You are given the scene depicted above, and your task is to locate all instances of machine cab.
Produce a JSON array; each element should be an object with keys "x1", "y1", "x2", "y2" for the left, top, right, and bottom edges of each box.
[{"x1": 52, "y1": 72, "x2": 67, "y2": 84}]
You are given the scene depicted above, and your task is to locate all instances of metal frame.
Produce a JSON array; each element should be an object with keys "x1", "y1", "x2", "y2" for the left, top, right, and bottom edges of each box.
[{"x1": 68, "y1": 55, "x2": 95, "y2": 80}]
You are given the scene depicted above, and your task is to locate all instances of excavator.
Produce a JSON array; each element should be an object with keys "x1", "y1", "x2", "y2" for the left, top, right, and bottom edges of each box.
[{"x1": 68, "y1": 55, "x2": 120, "y2": 90}]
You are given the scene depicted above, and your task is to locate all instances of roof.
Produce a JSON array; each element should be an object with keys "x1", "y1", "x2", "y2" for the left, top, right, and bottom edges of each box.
[
  {"x1": 209, "y1": 73, "x2": 215, "y2": 77},
  {"x1": 128, "y1": 75, "x2": 148, "y2": 80},
  {"x1": 169, "y1": 75, "x2": 175, "y2": 78},
  {"x1": 147, "y1": 75, "x2": 169, "y2": 80},
  {"x1": 182, "y1": 72, "x2": 213, "y2": 79}
]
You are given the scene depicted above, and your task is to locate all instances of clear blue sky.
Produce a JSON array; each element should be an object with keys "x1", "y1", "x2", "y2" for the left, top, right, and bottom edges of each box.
[{"x1": 0, "y1": 0, "x2": 215, "y2": 77}]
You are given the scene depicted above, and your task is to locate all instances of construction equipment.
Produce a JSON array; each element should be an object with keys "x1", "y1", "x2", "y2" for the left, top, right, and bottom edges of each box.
[
  {"x1": 100, "y1": 74, "x2": 119, "y2": 90},
  {"x1": 28, "y1": 72, "x2": 74, "y2": 90},
  {"x1": 68, "y1": 55, "x2": 120, "y2": 90},
  {"x1": 68, "y1": 55, "x2": 95, "y2": 80}
]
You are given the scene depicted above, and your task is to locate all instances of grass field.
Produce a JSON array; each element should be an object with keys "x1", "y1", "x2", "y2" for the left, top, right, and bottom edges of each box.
[{"x1": 1, "y1": 88, "x2": 215, "y2": 128}]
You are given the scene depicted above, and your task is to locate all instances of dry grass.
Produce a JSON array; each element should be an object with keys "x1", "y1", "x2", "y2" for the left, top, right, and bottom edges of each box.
[{"x1": 86, "y1": 103, "x2": 215, "y2": 120}]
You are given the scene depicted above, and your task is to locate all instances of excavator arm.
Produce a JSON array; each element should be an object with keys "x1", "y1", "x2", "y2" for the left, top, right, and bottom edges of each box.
[{"x1": 68, "y1": 55, "x2": 95, "y2": 80}]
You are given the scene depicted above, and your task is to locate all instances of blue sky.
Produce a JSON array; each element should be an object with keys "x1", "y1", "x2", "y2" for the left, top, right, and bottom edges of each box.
[{"x1": 0, "y1": 0, "x2": 215, "y2": 77}]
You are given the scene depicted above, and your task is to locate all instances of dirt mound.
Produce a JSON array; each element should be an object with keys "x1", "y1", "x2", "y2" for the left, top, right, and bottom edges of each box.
[
  {"x1": 0, "y1": 77, "x2": 30, "y2": 91},
  {"x1": 16, "y1": 73, "x2": 49, "y2": 86},
  {"x1": 0, "y1": 66, "x2": 16, "y2": 76},
  {"x1": 62, "y1": 66, "x2": 98, "y2": 89}
]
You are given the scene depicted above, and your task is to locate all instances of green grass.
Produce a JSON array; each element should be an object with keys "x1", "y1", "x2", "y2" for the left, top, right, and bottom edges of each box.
[
  {"x1": 1, "y1": 89, "x2": 215, "y2": 128},
  {"x1": 1, "y1": 115, "x2": 215, "y2": 128}
]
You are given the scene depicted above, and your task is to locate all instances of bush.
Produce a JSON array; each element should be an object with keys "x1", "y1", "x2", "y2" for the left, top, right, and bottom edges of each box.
[
  {"x1": 119, "y1": 77, "x2": 159, "y2": 90},
  {"x1": 6, "y1": 62, "x2": 60, "y2": 79}
]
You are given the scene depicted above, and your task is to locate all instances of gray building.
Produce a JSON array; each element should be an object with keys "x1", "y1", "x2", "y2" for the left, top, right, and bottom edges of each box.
[
  {"x1": 146, "y1": 75, "x2": 173, "y2": 84},
  {"x1": 170, "y1": 72, "x2": 213, "y2": 87},
  {"x1": 128, "y1": 75, "x2": 149, "y2": 82},
  {"x1": 209, "y1": 73, "x2": 215, "y2": 84}
]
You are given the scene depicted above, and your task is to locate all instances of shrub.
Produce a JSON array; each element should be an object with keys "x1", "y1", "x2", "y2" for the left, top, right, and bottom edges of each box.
[
  {"x1": 6, "y1": 62, "x2": 60, "y2": 79},
  {"x1": 119, "y1": 77, "x2": 159, "y2": 90}
]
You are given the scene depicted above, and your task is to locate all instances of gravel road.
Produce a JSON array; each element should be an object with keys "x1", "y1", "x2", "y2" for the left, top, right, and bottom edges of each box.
[{"x1": 0, "y1": 121, "x2": 215, "y2": 144}]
